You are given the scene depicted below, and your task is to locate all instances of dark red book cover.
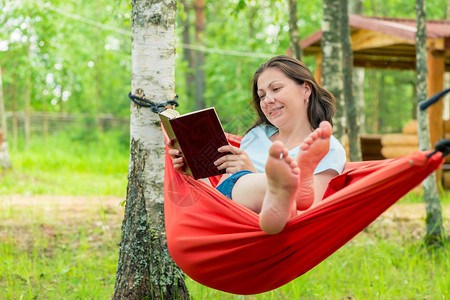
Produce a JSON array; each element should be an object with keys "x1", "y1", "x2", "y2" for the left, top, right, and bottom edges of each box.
[{"x1": 160, "y1": 107, "x2": 230, "y2": 179}]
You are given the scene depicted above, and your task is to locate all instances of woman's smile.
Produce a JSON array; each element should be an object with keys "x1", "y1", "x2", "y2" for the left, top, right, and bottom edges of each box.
[{"x1": 269, "y1": 106, "x2": 284, "y2": 116}]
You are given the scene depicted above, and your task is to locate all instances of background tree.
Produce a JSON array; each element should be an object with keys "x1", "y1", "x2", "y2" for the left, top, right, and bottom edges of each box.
[
  {"x1": 287, "y1": 0, "x2": 302, "y2": 61},
  {"x1": 448, "y1": 0, "x2": 450, "y2": 18},
  {"x1": 194, "y1": 0, "x2": 206, "y2": 109},
  {"x1": 349, "y1": 0, "x2": 366, "y2": 134},
  {"x1": 415, "y1": 0, "x2": 446, "y2": 247},
  {"x1": 113, "y1": 0, "x2": 189, "y2": 299},
  {"x1": 322, "y1": 0, "x2": 345, "y2": 139},
  {"x1": 341, "y1": 0, "x2": 362, "y2": 161},
  {"x1": 0, "y1": 66, "x2": 11, "y2": 169},
  {"x1": 179, "y1": 0, "x2": 196, "y2": 102}
]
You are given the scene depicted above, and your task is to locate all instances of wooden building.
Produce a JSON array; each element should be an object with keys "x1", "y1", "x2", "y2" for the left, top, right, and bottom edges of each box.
[
  {"x1": 301, "y1": 14, "x2": 450, "y2": 152},
  {"x1": 301, "y1": 14, "x2": 450, "y2": 185}
]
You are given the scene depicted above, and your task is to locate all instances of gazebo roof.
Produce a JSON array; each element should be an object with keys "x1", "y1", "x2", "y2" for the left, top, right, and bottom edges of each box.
[{"x1": 301, "y1": 14, "x2": 450, "y2": 70}]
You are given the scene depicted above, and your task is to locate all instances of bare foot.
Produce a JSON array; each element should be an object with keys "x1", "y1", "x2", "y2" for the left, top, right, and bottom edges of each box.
[
  {"x1": 295, "y1": 121, "x2": 332, "y2": 210},
  {"x1": 259, "y1": 141, "x2": 300, "y2": 234}
]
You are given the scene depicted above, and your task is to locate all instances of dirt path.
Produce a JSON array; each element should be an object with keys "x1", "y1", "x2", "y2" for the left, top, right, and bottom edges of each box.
[
  {"x1": 0, "y1": 195, "x2": 448, "y2": 233},
  {"x1": 0, "y1": 195, "x2": 125, "y2": 233}
]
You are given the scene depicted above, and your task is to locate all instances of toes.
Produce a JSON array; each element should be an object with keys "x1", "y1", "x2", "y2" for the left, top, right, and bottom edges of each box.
[
  {"x1": 289, "y1": 161, "x2": 300, "y2": 173},
  {"x1": 319, "y1": 121, "x2": 332, "y2": 138},
  {"x1": 269, "y1": 141, "x2": 284, "y2": 157},
  {"x1": 285, "y1": 155, "x2": 294, "y2": 164}
]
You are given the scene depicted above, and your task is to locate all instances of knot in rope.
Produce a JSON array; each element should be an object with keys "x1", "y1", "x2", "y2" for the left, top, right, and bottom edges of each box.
[
  {"x1": 427, "y1": 139, "x2": 450, "y2": 158},
  {"x1": 128, "y1": 92, "x2": 179, "y2": 113}
]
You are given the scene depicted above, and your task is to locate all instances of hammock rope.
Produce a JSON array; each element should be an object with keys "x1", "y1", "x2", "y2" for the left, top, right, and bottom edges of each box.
[
  {"x1": 419, "y1": 88, "x2": 450, "y2": 110},
  {"x1": 427, "y1": 139, "x2": 450, "y2": 158}
]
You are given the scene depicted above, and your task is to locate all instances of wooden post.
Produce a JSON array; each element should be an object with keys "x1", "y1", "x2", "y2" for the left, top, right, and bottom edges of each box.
[
  {"x1": 426, "y1": 47, "x2": 445, "y2": 184},
  {"x1": 315, "y1": 53, "x2": 323, "y2": 85}
]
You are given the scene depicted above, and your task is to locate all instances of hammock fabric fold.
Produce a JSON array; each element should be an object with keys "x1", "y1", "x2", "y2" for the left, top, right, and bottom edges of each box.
[{"x1": 163, "y1": 133, "x2": 444, "y2": 295}]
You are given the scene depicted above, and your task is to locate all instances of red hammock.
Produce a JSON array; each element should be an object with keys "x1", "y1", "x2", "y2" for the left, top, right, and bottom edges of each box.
[{"x1": 163, "y1": 133, "x2": 444, "y2": 295}]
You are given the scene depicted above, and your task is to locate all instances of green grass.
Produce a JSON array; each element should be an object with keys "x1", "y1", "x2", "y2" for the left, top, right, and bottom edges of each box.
[
  {"x1": 0, "y1": 131, "x2": 448, "y2": 299},
  {"x1": 0, "y1": 195, "x2": 121, "y2": 299},
  {"x1": 1, "y1": 193, "x2": 448, "y2": 299},
  {"x1": 0, "y1": 132, "x2": 129, "y2": 196}
]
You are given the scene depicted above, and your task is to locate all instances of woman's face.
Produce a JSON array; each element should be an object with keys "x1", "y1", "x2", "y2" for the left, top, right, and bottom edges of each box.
[{"x1": 256, "y1": 67, "x2": 311, "y2": 129}]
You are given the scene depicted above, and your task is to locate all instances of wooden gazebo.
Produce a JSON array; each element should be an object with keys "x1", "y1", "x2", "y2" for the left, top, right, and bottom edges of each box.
[
  {"x1": 301, "y1": 14, "x2": 450, "y2": 185},
  {"x1": 301, "y1": 14, "x2": 450, "y2": 152}
]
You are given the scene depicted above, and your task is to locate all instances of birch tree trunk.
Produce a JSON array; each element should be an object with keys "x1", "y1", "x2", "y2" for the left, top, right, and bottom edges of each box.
[
  {"x1": 287, "y1": 0, "x2": 302, "y2": 61},
  {"x1": 349, "y1": 0, "x2": 365, "y2": 134},
  {"x1": 372, "y1": 70, "x2": 379, "y2": 132},
  {"x1": 415, "y1": 0, "x2": 446, "y2": 247},
  {"x1": 0, "y1": 66, "x2": 11, "y2": 169},
  {"x1": 322, "y1": 0, "x2": 345, "y2": 139},
  {"x1": 340, "y1": 0, "x2": 361, "y2": 161},
  {"x1": 113, "y1": 1, "x2": 190, "y2": 299}
]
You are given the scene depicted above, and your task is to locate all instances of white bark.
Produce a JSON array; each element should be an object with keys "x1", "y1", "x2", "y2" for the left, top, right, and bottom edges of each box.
[
  {"x1": 322, "y1": 0, "x2": 345, "y2": 139},
  {"x1": 415, "y1": 0, "x2": 445, "y2": 247},
  {"x1": 130, "y1": 1, "x2": 176, "y2": 204},
  {"x1": 353, "y1": 68, "x2": 365, "y2": 133},
  {"x1": 114, "y1": 2, "x2": 188, "y2": 298}
]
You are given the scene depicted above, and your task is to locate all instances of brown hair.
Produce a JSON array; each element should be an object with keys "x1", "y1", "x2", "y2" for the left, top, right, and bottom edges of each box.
[{"x1": 248, "y1": 55, "x2": 335, "y2": 132}]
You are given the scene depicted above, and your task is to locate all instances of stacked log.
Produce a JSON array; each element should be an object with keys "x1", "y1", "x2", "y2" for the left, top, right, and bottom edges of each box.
[
  {"x1": 384, "y1": 119, "x2": 450, "y2": 189},
  {"x1": 359, "y1": 119, "x2": 450, "y2": 189},
  {"x1": 378, "y1": 120, "x2": 420, "y2": 192},
  {"x1": 380, "y1": 120, "x2": 419, "y2": 159}
]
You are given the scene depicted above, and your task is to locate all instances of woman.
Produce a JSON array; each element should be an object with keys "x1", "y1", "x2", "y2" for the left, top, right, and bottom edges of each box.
[{"x1": 168, "y1": 55, "x2": 346, "y2": 234}]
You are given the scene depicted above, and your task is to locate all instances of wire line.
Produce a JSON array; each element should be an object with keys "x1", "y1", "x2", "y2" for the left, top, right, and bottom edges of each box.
[{"x1": 37, "y1": 1, "x2": 277, "y2": 58}]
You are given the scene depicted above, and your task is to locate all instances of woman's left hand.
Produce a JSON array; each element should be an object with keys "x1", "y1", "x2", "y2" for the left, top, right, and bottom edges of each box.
[{"x1": 214, "y1": 145, "x2": 257, "y2": 174}]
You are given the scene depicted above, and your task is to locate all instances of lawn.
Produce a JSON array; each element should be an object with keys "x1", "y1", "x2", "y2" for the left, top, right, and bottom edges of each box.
[
  {"x1": 0, "y1": 134, "x2": 448, "y2": 299},
  {"x1": 1, "y1": 194, "x2": 448, "y2": 299}
]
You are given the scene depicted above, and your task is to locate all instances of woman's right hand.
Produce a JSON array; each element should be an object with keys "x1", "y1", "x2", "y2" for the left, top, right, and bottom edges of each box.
[{"x1": 167, "y1": 139, "x2": 188, "y2": 175}]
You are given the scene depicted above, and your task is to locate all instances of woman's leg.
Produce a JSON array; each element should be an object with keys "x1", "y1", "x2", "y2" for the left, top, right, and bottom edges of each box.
[
  {"x1": 230, "y1": 172, "x2": 268, "y2": 213},
  {"x1": 231, "y1": 121, "x2": 333, "y2": 234},
  {"x1": 294, "y1": 121, "x2": 332, "y2": 210},
  {"x1": 258, "y1": 142, "x2": 300, "y2": 234},
  {"x1": 231, "y1": 142, "x2": 300, "y2": 234}
]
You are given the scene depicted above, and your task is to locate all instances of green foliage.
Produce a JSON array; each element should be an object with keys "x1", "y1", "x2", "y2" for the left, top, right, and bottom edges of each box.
[
  {"x1": 1, "y1": 0, "x2": 448, "y2": 136},
  {"x1": 364, "y1": 69, "x2": 417, "y2": 134},
  {"x1": 364, "y1": 0, "x2": 447, "y2": 19},
  {"x1": 1, "y1": 1, "x2": 449, "y2": 298},
  {"x1": 1, "y1": 0, "x2": 131, "y2": 117}
]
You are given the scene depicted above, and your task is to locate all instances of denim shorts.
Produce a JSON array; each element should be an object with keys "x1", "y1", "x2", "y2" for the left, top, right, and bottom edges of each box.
[{"x1": 216, "y1": 170, "x2": 253, "y2": 200}]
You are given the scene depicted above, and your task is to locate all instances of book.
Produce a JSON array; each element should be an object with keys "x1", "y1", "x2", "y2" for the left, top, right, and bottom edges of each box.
[{"x1": 159, "y1": 107, "x2": 230, "y2": 179}]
